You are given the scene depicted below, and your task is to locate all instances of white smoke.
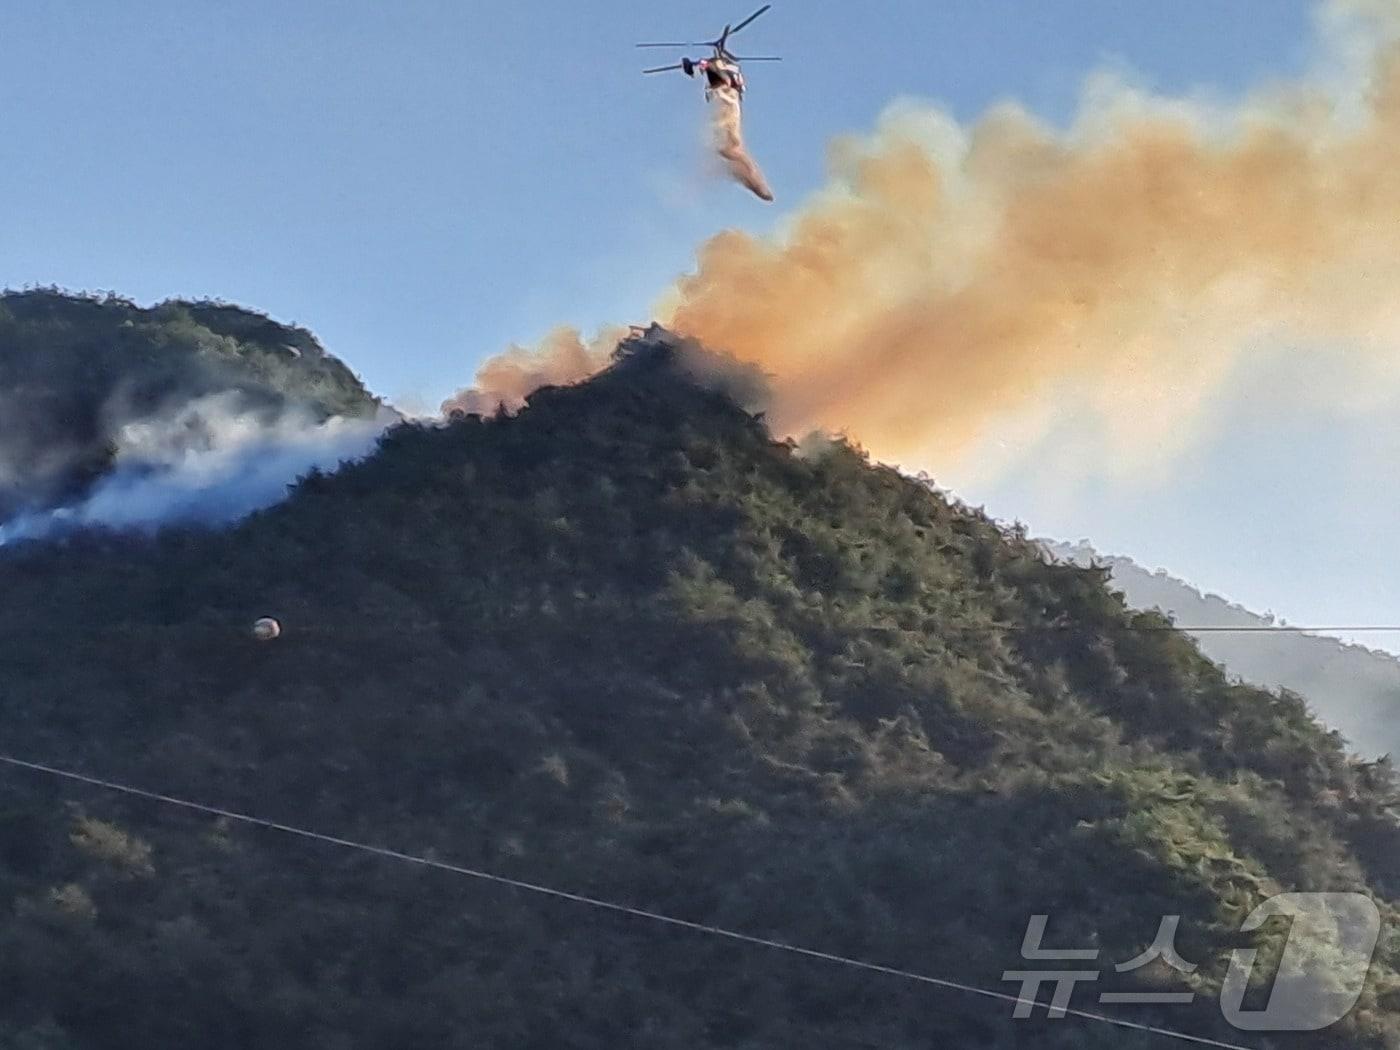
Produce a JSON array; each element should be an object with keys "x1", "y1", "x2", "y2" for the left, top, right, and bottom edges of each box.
[
  {"x1": 0, "y1": 393, "x2": 394, "y2": 545},
  {"x1": 711, "y1": 86, "x2": 773, "y2": 202}
]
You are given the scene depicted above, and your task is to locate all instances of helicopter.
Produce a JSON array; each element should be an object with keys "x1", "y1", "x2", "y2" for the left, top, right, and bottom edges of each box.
[{"x1": 637, "y1": 4, "x2": 781, "y2": 103}]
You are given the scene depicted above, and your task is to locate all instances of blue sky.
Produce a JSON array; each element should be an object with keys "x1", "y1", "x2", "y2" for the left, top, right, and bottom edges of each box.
[
  {"x1": 13, "y1": 0, "x2": 1397, "y2": 648},
  {"x1": 2, "y1": 1, "x2": 1313, "y2": 399}
]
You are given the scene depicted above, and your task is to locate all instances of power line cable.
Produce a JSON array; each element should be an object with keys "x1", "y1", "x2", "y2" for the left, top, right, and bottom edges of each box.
[
  {"x1": 0, "y1": 752, "x2": 1257, "y2": 1050},
  {"x1": 5, "y1": 621, "x2": 1400, "y2": 639}
]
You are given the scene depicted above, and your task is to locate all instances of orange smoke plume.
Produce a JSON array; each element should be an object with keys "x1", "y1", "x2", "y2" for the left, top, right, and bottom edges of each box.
[
  {"x1": 443, "y1": 327, "x2": 620, "y2": 417},
  {"x1": 450, "y1": 11, "x2": 1400, "y2": 473}
]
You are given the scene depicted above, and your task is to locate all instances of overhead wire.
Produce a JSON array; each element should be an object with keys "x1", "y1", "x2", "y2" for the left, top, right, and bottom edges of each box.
[
  {"x1": 4, "y1": 621, "x2": 1400, "y2": 639},
  {"x1": 0, "y1": 752, "x2": 1257, "y2": 1050}
]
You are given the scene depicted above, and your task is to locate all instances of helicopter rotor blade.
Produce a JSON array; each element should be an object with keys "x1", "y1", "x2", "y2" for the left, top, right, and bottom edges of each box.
[
  {"x1": 640, "y1": 4, "x2": 770, "y2": 59},
  {"x1": 728, "y1": 4, "x2": 772, "y2": 37},
  {"x1": 642, "y1": 63, "x2": 686, "y2": 74},
  {"x1": 731, "y1": 56, "x2": 781, "y2": 61}
]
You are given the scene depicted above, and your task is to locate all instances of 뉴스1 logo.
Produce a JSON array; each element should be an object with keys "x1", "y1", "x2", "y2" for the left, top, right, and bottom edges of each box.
[{"x1": 1003, "y1": 892, "x2": 1381, "y2": 1033}]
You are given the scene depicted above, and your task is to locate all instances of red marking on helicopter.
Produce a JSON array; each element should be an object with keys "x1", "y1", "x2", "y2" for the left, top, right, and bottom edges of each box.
[{"x1": 637, "y1": 5, "x2": 781, "y2": 104}]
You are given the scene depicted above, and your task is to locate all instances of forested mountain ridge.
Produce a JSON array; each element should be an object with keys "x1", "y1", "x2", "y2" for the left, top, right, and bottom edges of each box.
[
  {"x1": 1045, "y1": 541, "x2": 1400, "y2": 760},
  {"x1": 0, "y1": 289, "x2": 381, "y2": 519},
  {"x1": 0, "y1": 330, "x2": 1398, "y2": 1048}
]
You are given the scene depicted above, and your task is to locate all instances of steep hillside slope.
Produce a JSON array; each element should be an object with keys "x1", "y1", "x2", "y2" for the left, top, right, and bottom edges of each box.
[
  {"x1": 0, "y1": 331, "x2": 1397, "y2": 1049},
  {"x1": 1046, "y1": 541, "x2": 1400, "y2": 759},
  {"x1": 0, "y1": 289, "x2": 381, "y2": 519}
]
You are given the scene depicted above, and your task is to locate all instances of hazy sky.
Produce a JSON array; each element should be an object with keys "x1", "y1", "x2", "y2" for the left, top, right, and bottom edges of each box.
[{"x1": 12, "y1": 1, "x2": 1400, "y2": 650}]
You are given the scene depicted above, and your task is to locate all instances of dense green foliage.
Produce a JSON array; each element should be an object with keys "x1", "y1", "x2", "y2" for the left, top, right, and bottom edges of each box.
[
  {"x1": 0, "y1": 289, "x2": 380, "y2": 517},
  {"x1": 0, "y1": 334, "x2": 1398, "y2": 1048},
  {"x1": 1046, "y1": 541, "x2": 1400, "y2": 761}
]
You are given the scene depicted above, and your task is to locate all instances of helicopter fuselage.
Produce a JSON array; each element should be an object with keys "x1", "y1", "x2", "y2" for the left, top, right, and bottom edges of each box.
[
  {"x1": 689, "y1": 56, "x2": 745, "y2": 98},
  {"x1": 638, "y1": 6, "x2": 772, "y2": 101}
]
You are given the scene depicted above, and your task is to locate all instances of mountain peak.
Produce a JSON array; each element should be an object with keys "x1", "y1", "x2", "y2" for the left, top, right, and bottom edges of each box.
[{"x1": 3, "y1": 308, "x2": 1400, "y2": 1048}]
